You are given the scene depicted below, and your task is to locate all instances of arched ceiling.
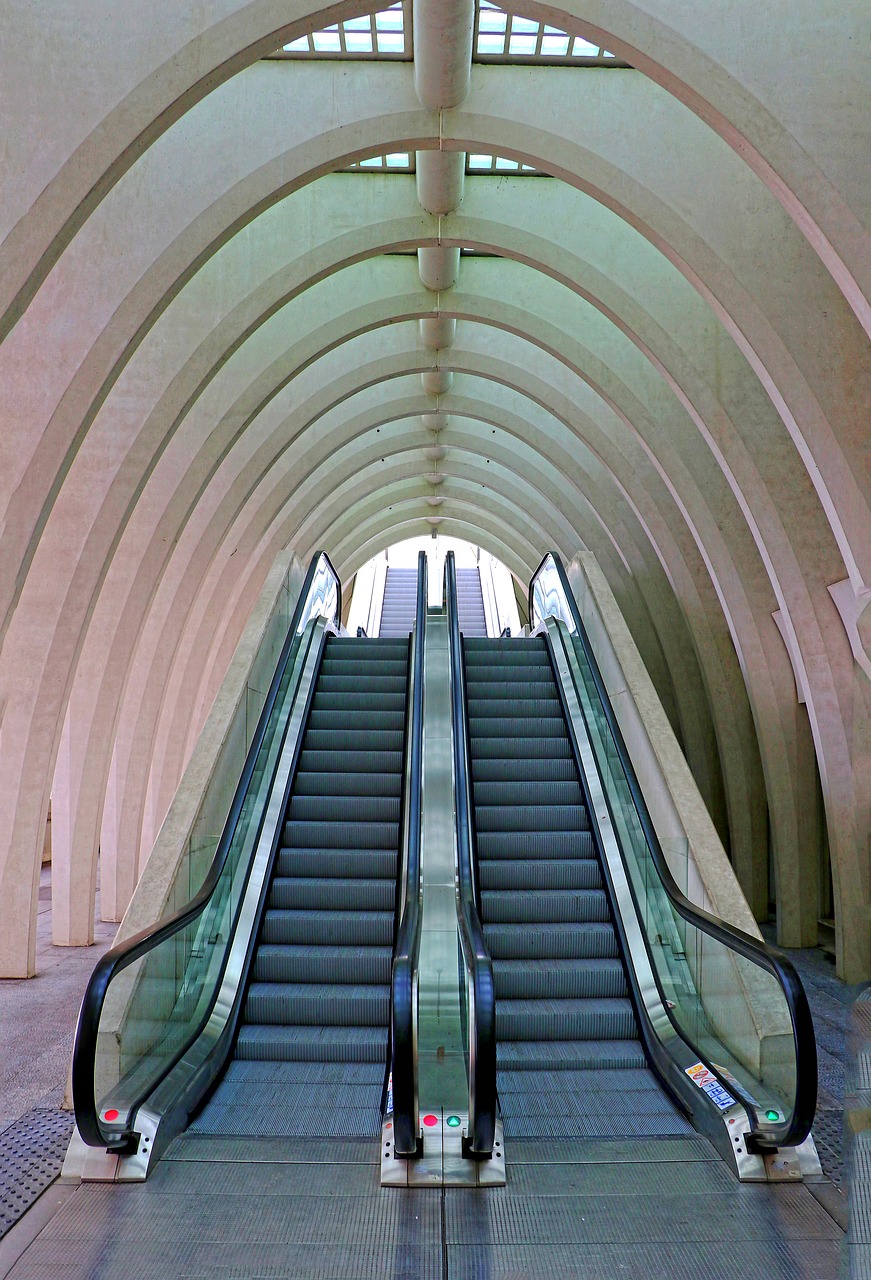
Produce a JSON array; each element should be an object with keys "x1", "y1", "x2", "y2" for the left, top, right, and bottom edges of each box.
[{"x1": 0, "y1": 1, "x2": 868, "y2": 984}]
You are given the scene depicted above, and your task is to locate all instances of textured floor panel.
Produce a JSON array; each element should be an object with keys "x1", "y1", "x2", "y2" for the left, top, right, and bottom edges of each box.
[
  {"x1": 142, "y1": 1159, "x2": 383, "y2": 1197},
  {"x1": 503, "y1": 1158, "x2": 737, "y2": 1197},
  {"x1": 445, "y1": 1185, "x2": 841, "y2": 1244},
  {"x1": 163, "y1": 1136, "x2": 380, "y2": 1164},
  {"x1": 10, "y1": 1233, "x2": 442, "y2": 1280},
  {"x1": 0, "y1": 1107, "x2": 74, "y2": 1237},
  {"x1": 504, "y1": 1135, "x2": 719, "y2": 1164},
  {"x1": 446, "y1": 1239, "x2": 842, "y2": 1280},
  {"x1": 40, "y1": 1187, "x2": 442, "y2": 1246},
  {"x1": 189, "y1": 1100, "x2": 382, "y2": 1137}
]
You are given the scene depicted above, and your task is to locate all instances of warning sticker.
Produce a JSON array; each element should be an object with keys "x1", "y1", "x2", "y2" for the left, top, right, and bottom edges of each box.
[{"x1": 685, "y1": 1062, "x2": 736, "y2": 1111}]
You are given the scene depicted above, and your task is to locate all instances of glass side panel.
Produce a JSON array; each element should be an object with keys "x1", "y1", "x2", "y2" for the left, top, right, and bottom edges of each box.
[
  {"x1": 91, "y1": 554, "x2": 339, "y2": 1133},
  {"x1": 531, "y1": 554, "x2": 800, "y2": 1133}
]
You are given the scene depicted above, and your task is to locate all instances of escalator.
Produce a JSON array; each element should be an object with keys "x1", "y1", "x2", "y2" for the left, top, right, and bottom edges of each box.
[
  {"x1": 378, "y1": 566, "x2": 418, "y2": 637},
  {"x1": 463, "y1": 634, "x2": 692, "y2": 1138},
  {"x1": 446, "y1": 551, "x2": 817, "y2": 1176},
  {"x1": 71, "y1": 552, "x2": 425, "y2": 1172},
  {"x1": 455, "y1": 567, "x2": 488, "y2": 637},
  {"x1": 189, "y1": 636, "x2": 407, "y2": 1138}
]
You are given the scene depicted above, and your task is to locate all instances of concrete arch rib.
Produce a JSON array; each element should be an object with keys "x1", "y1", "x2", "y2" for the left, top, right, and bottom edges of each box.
[
  {"x1": 0, "y1": 277, "x2": 845, "y2": 977},
  {"x1": 2, "y1": 63, "x2": 867, "y2": 662},
  {"x1": 1, "y1": 1, "x2": 865, "y2": 344}
]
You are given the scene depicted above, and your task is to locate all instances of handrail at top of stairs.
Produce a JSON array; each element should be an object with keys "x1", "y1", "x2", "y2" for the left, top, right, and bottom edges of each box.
[
  {"x1": 528, "y1": 551, "x2": 817, "y2": 1151},
  {"x1": 72, "y1": 551, "x2": 341, "y2": 1151},
  {"x1": 445, "y1": 551, "x2": 497, "y2": 1157},
  {"x1": 390, "y1": 550, "x2": 427, "y2": 1155}
]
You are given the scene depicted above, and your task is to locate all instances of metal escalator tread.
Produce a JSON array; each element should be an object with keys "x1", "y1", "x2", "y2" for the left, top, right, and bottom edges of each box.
[
  {"x1": 192, "y1": 635, "x2": 408, "y2": 1140},
  {"x1": 464, "y1": 634, "x2": 694, "y2": 1140}
]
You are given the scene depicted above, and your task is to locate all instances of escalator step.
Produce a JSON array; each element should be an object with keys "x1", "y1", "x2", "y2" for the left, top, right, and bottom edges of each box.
[
  {"x1": 318, "y1": 660, "x2": 407, "y2": 678},
  {"x1": 473, "y1": 780, "x2": 583, "y2": 806},
  {"x1": 262, "y1": 909, "x2": 394, "y2": 947},
  {"x1": 480, "y1": 858, "x2": 601, "y2": 891},
  {"x1": 293, "y1": 772, "x2": 401, "y2": 798},
  {"x1": 466, "y1": 682, "x2": 559, "y2": 701},
  {"x1": 314, "y1": 675, "x2": 407, "y2": 695},
  {"x1": 312, "y1": 691, "x2": 406, "y2": 712},
  {"x1": 269, "y1": 877, "x2": 395, "y2": 912},
  {"x1": 244, "y1": 983, "x2": 389, "y2": 1027},
  {"x1": 283, "y1": 820, "x2": 399, "y2": 849},
  {"x1": 470, "y1": 737, "x2": 572, "y2": 760},
  {"x1": 493, "y1": 958, "x2": 627, "y2": 999},
  {"x1": 475, "y1": 804, "x2": 590, "y2": 833},
  {"x1": 470, "y1": 716, "x2": 567, "y2": 739},
  {"x1": 496, "y1": 1038, "x2": 647, "y2": 1071},
  {"x1": 253, "y1": 944, "x2": 392, "y2": 986},
  {"x1": 477, "y1": 831, "x2": 595, "y2": 859},
  {"x1": 302, "y1": 729, "x2": 404, "y2": 753},
  {"x1": 481, "y1": 889, "x2": 610, "y2": 924},
  {"x1": 496, "y1": 997, "x2": 638, "y2": 1041},
  {"x1": 288, "y1": 794, "x2": 400, "y2": 824},
  {"x1": 235, "y1": 1024, "x2": 388, "y2": 1063},
  {"x1": 484, "y1": 921, "x2": 619, "y2": 959},
  {"x1": 298, "y1": 749, "x2": 402, "y2": 774},
  {"x1": 275, "y1": 848, "x2": 397, "y2": 879},
  {"x1": 472, "y1": 757, "x2": 578, "y2": 783},
  {"x1": 306, "y1": 709, "x2": 405, "y2": 732}
]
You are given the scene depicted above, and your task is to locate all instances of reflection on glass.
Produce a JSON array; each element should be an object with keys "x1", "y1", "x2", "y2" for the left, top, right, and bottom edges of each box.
[
  {"x1": 92, "y1": 554, "x2": 340, "y2": 1134},
  {"x1": 530, "y1": 554, "x2": 801, "y2": 1138}
]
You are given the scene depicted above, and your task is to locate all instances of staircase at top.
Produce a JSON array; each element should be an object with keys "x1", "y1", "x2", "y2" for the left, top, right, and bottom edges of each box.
[
  {"x1": 379, "y1": 567, "x2": 418, "y2": 637},
  {"x1": 190, "y1": 635, "x2": 408, "y2": 1139},
  {"x1": 463, "y1": 635, "x2": 693, "y2": 1140},
  {"x1": 455, "y1": 567, "x2": 488, "y2": 637}
]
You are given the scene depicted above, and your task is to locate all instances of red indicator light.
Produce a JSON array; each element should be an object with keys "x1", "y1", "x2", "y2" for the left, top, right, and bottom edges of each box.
[
  {"x1": 423, "y1": 1114, "x2": 438, "y2": 1127},
  {"x1": 104, "y1": 1109, "x2": 120, "y2": 1122}
]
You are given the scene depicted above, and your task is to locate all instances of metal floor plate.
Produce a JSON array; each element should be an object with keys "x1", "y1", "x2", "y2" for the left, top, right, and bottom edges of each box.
[
  {"x1": 6, "y1": 1130, "x2": 845, "y2": 1279},
  {"x1": 0, "y1": 1108, "x2": 74, "y2": 1238}
]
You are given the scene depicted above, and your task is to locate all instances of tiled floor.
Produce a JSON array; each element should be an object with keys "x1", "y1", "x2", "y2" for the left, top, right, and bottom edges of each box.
[{"x1": 0, "y1": 883, "x2": 862, "y2": 1278}]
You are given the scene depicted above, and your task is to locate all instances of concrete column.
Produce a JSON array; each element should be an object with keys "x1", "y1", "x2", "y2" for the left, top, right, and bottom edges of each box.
[
  {"x1": 418, "y1": 247, "x2": 460, "y2": 292},
  {"x1": 416, "y1": 151, "x2": 465, "y2": 215}
]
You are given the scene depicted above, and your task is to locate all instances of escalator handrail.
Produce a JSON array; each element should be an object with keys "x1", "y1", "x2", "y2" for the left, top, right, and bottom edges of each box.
[
  {"x1": 72, "y1": 550, "x2": 341, "y2": 1148},
  {"x1": 529, "y1": 551, "x2": 817, "y2": 1149},
  {"x1": 445, "y1": 552, "x2": 497, "y2": 1156},
  {"x1": 390, "y1": 550, "x2": 427, "y2": 1155}
]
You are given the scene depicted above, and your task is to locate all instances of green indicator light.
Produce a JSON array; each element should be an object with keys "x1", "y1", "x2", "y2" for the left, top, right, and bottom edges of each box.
[
  {"x1": 446, "y1": 1115, "x2": 461, "y2": 1128},
  {"x1": 765, "y1": 1110, "x2": 780, "y2": 1122}
]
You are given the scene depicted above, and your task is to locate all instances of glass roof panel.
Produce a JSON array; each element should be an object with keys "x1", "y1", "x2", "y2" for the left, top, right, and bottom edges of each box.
[
  {"x1": 474, "y1": 6, "x2": 631, "y2": 65},
  {"x1": 270, "y1": 1, "x2": 409, "y2": 59}
]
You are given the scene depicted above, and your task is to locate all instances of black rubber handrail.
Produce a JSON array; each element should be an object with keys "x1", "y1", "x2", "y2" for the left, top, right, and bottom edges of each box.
[
  {"x1": 72, "y1": 551, "x2": 341, "y2": 1149},
  {"x1": 390, "y1": 550, "x2": 427, "y2": 1156},
  {"x1": 529, "y1": 551, "x2": 817, "y2": 1149},
  {"x1": 445, "y1": 552, "x2": 497, "y2": 1157}
]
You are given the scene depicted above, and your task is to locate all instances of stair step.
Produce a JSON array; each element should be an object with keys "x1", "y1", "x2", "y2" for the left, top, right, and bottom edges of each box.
[
  {"x1": 244, "y1": 983, "x2": 389, "y2": 1027},
  {"x1": 269, "y1": 877, "x2": 395, "y2": 912}
]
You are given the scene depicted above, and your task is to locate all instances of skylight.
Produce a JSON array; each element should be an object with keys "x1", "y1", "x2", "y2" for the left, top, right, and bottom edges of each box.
[
  {"x1": 340, "y1": 154, "x2": 546, "y2": 174},
  {"x1": 347, "y1": 152, "x2": 414, "y2": 170},
  {"x1": 467, "y1": 155, "x2": 540, "y2": 174},
  {"x1": 474, "y1": 4, "x2": 628, "y2": 64},
  {"x1": 271, "y1": 2, "x2": 410, "y2": 58}
]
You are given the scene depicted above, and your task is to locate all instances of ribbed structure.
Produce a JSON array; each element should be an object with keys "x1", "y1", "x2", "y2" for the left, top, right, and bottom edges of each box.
[
  {"x1": 378, "y1": 567, "x2": 418, "y2": 637},
  {"x1": 455, "y1": 566, "x2": 488, "y2": 636},
  {"x1": 191, "y1": 636, "x2": 408, "y2": 1138},
  {"x1": 463, "y1": 636, "x2": 693, "y2": 1140}
]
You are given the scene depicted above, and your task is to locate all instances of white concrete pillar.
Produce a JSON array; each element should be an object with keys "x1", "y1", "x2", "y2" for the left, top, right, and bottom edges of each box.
[
  {"x1": 420, "y1": 316, "x2": 456, "y2": 350},
  {"x1": 416, "y1": 150, "x2": 465, "y2": 215},
  {"x1": 413, "y1": 0, "x2": 475, "y2": 109},
  {"x1": 418, "y1": 247, "x2": 461, "y2": 292},
  {"x1": 421, "y1": 370, "x2": 454, "y2": 395},
  {"x1": 50, "y1": 699, "x2": 97, "y2": 945}
]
